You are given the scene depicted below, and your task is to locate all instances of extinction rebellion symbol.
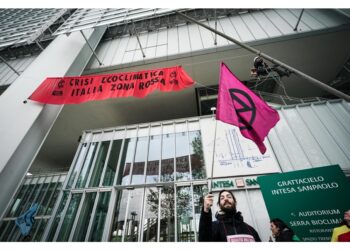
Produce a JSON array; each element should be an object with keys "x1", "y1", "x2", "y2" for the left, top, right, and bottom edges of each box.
[{"x1": 228, "y1": 88, "x2": 256, "y2": 130}]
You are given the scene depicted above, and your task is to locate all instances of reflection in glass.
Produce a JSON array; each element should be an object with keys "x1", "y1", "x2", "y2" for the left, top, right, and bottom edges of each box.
[
  {"x1": 32, "y1": 218, "x2": 48, "y2": 241},
  {"x1": 161, "y1": 134, "x2": 175, "y2": 182},
  {"x1": 124, "y1": 189, "x2": 143, "y2": 242},
  {"x1": 116, "y1": 138, "x2": 136, "y2": 185},
  {"x1": 0, "y1": 221, "x2": 9, "y2": 241},
  {"x1": 146, "y1": 135, "x2": 161, "y2": 184},
  {"x1": 37, "y1": 182, "x2": 55, "y2": 216},
  {"x1": 89, "y1": 192, "x2": 111, "y2": 241},
  {"x1": 109, "y1": 190, "x2": 128, "y2": 242},
  {"x1": 159, "y1": 186, "x2": 175, "y2": 242},
  {"x1": 175, "y1": 132, "x2": 190, "y2": 181},
  {"x1": 131, "y1": 137, "x2": 148, "y2": 185},
  {"x1": 193, "y1": 184, "x2": 208, "y2": 240},
  {"x1": 56, "y1": 193, "x2": 82, "y2": 241},
  {"x1": 0, "y1": 221, "x2": 14, "y2": 241},
  {"x1": 102, "y1": 140, "x2": 122, "y2": 186},
  {"x1": 14, "y1": 183, "x2": 35, "y2": 216},
  {"x1": 75, "y1": 142, "x2": 98, "y2": 188},
  {"x1": 88, "y1": 141, "x2": 110, "y2": 187},
  {"x1": 6, "y1": 184, "x2": 27, "y2": 217},
  {"x1": 66, "y1": 143, "x2": 88, "y2": 189},
  {"x1": 47, "y1": 191, "x2": 69, "y2": 241},
  {"x1": 45, "y1": 182, "x2": 62, "y2": 216},
  {"x1": 72, "y1": 192, "x2": 97, "y2": 241},
  {"x1": 189, "y1": 131, "x2": 206, "y2": 180},
  {"x1": 143, "y1": 188, "x2": 159, "y2": 241},
  {"x1": 176, "y1": 186, "x2": 195, "y2": 242}
]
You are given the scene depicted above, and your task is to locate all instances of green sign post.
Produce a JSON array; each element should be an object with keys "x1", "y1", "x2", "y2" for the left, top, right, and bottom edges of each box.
[{"x1": 257, "y1": 165, "x2": 350, "y2": 242}]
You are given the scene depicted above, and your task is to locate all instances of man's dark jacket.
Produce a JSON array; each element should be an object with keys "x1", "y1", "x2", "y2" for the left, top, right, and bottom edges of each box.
[{"x1": 199, "y1": 207, "x2": 261, "y2": 242}]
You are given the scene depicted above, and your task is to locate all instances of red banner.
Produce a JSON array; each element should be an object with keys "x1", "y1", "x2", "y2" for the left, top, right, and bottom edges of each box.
[{"x1": 29, "y1": 66, "x2": 194, "y2": 104}]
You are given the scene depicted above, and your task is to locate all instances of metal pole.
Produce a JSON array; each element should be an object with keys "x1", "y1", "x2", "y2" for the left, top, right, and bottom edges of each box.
[
  {"x1": 0, "y1": 55, "x2": 20, "y2": 75},
  {"x1": 209, "y1": 107, "x2": 217, "y2": 192},
  {"x1": 80, "y1": 30, "x2": 103, "y2": 66},
  {"x1": 294, "y1": 9, "x2": 305, "y2": 31},
  {"x1": 175, "y1": 11, "x2": 350, "y2": 102}
]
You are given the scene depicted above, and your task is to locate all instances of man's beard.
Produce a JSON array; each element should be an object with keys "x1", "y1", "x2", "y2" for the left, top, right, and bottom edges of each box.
[{"x1": 220, "y1": 203, "x2": 237, "y2": 214}]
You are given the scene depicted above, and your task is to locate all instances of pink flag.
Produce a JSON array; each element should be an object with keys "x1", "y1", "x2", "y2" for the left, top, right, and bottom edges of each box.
[{"x1": 216, "y1": 62, "x2": 280, "y2": 154}]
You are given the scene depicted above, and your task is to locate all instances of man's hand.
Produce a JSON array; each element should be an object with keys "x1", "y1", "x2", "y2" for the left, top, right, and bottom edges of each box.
[{"x1": 203, "y1": 194, "x2": 214, "y2": 213}]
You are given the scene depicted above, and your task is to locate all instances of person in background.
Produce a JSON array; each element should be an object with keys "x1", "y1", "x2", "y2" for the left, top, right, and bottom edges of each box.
[
  {"x1": 199, "y1": 189, "x2": 261, "y2": 242},
  {"x1": 331, "y1": 209, "x2": 350, "y2": 242},
  {"x1": 270, "y1": 218, "x2": 300, "y2": 242}
]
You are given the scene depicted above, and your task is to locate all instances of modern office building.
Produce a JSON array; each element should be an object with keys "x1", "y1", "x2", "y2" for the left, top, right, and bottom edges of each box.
[{"x1": 0, "y1": 8, "x2": 350, "y2": 242}]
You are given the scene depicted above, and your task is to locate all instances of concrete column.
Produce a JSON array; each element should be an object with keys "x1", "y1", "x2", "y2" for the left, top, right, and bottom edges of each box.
[{"x1": 0, "y1": 26, "x2": 106, "y2": 219}]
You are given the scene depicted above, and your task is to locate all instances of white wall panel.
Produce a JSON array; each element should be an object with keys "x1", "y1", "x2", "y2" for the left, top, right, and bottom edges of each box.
[
  {"x1": 290, "y1": 9, "x2": 325, "y2": 30},
  {"x1": 102, "y1": 39, "x2": 120, "y2": 66},
  {"x1": 133, "y1": 33, "x2": 148, "y2": 62},
  {"x1": 167, "y1": 27, "x2": 178, "y2": 56},
  {"x1": 147, "y1": 31, "x2": 158, "y2": 47},
  {"x1": 198, "y1": 23, "x2": 214, "y2": 48},
  {"x1": 177, "y1": 25, "x2": 191, "y2": 53},
  {"x1": 207, "y1": 20, "x2": 229, "y2": 46},
  {"x1": 277, "y1": 9, "x2": 311, "y2": 32},
  {"x1": 240, "y1": 14, "x2": 268, "y2": 40},
  {"x1": 220, "y1": 17, "x2": 241, "y2": 43},
  {"x1": 110, "y1": 36, "x2": 130, "y2": 65},
  {"x1": 188, "y1": 24, "x2": 203, "y2": 51},
  {"x1": 311, "y1": 103, "x2": 350, "y2": 157},
  {"x1": 273, "y1": 110, "x2": 311, "y2": 170},
  {"x1": 251, "y1": 11, "x2": 281, "y2": 38},
  {"x1": 155, "y1": 44, "x2": 167, "y2": 57},
  {"x1": 85, "y1": 9, "x2": 350, "y2": 70},
  {"x1": 89, "y1": 41, "x2": 110, "y2": 68},
  {"x1": 229, "y1": 16, "x2": 255, "y2": 42},
  {"x1": 269, "y1": 101, "x2": 350, "y2": 174},
  {"x1": 264, "y1": 10, "x2": 294, "y2": 35}
]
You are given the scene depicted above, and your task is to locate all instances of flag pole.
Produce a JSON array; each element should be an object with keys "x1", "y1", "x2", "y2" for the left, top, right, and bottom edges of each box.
[
  {"x1": 209, "y1": 107, "x2": 218, "y2": 192},
  {"x1": 175, "y1": 11, "x2": 350, "y2": 102}
]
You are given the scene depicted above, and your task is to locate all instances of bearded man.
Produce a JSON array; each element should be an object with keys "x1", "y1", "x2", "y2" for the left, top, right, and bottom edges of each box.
[{"x1": 199, "y1": 189, "x2": 261, "y2": 242}]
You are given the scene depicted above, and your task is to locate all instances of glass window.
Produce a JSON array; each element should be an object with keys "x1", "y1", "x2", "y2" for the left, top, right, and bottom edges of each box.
[
  {"x1": 0, "y1": 221, "x2": 9, "y2": 241},
  {"x1": 45, "y1": 182, "x2": 62, "y2": 216},
  {"x1": 37, "y1": 182, "x2": 56, "y2": 216},
  {"x1": 131, "y1": 137, "x2": 148, "y2": 185},
  {"x1": 175, "y1": 132, "x2": 190, "y2": 181},
  {"x1": 161, "y1": 134, "x2": 175, "y2": 182},
  {"x1": 0, "y1": 220, "x2": 15, "y2": 241},
  {"x1": 75, "y1": 142, "x2": 98, "y2": 188},
  {"x1": 189, "y1": 131, "x2": 206, "y2": 180},
  {"x1": 6, "y1": 183, "x2": 27, "y2": 217},
  {"x1": 193, "y1": 184, "x2": 208, "y2": 240},
  {"x1": 72, "y1": 192, "x2": 97, "y2": 241},
  {"x1": 32, "y1": 218, "x2": 49, "y2": 241},
  {"x1": 159, "y1": 186, "x2": 175, "y2": 242},
  {"x1": 88, "y1": 191, "x2": 111, "y2": 241},
  {"x1": 109, "y1": 189, "x2": 128, "y2": 242},
  {"x1": 142, "y1": 187, "x2": 159, "y2": 242},
  {"x1": 116, "y1": 138, "x2": 136, "y2": 185},
  {"x1": 146, "y1": 135, "x2": 161, "y2": 184},
  {"x1": 124, "y1": 188, "x2": 143, "y2": 242},
  {"x1": 66, "y1": 143, "x2": 89, "y2": 189},
  {"x1": 176, "y1": 186, "x2": 195, "y2": 242},
  {"x1": 88, "y1": 141, "x2": 110, "y2": 187},
  {"x1": 46, "y1": 192, "x2": 69, "y2": 241},
  {"x1": 15, "y1": 180, "x2": 39, "y2": 217},
  {"x1": 102, "y1": 140, "x2": 122, "y2": 186},
  {"x1": 56, "y1": 193, "x2": 83, "y2": 241}
]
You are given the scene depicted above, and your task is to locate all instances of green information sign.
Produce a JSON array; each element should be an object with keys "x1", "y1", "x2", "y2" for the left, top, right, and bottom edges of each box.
[{"x1": 257, "y1": 165, "x2": 350, "y2": 242}]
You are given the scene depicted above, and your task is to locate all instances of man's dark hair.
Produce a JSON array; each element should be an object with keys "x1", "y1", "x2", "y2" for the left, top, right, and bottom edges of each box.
[
  {"x1": 217, "y1": 189, "x2": 236, "y2": 205},
  {"x1": 270, "y1": 218, "x2": 293, "y2": 232}
]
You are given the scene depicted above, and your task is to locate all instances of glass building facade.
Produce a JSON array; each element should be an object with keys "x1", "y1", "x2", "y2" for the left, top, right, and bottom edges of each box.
[
  {"x1": 42, "y1": 118, "x2": 209, "y2": 242},
  {"x1": 0, "y1": 174, "x2": 66, "y2": 241}
]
